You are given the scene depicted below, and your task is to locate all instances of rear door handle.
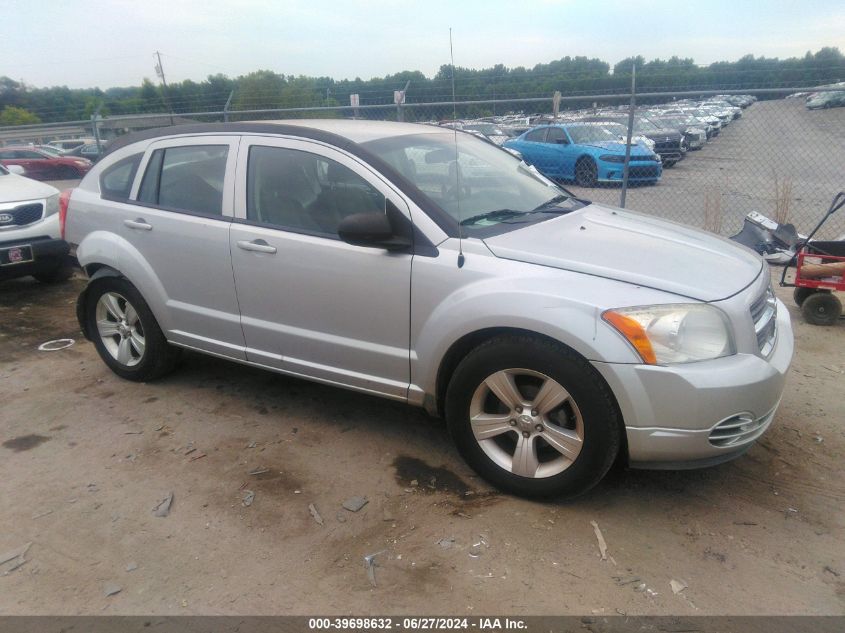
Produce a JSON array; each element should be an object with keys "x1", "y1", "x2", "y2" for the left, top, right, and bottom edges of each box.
[
  {"x1": 236, "y1": 239, "x2": 277, "y2": 254},
  {"x1": 124, "y1": 218, "x2": 152, "y2": 231}
]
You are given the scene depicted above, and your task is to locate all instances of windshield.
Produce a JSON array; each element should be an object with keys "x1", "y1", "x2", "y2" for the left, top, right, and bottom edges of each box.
[
  {"x1": 565, "y1": 125, "x2": 619, "y2": 144},
  {"x1": 361, "y1": 132, "x2": 583, "y2": 230},
  {"x1": 39, "y1": 146, "x2": 63, "y2": 156},
  {"x1": 634, "y1": 118, "x2": 660, "y2": 133}
]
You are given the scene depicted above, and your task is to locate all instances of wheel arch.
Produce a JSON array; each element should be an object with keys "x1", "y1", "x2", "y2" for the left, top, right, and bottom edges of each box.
[{"x1": 433, "y1": 328, "x2": 627, "y2": 453}]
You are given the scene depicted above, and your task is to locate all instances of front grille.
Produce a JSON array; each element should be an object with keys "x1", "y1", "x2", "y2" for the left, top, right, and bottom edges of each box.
[
  {"x1": 628, "y1": 166, "x2": 659, "y2": 178},
  {"x1": 0, "y1": 203, "x2": 44, "y2": 227},
  {"x1": 709, "y1": 409, "x2": 775, "y2": 447},
  {"x1": 653, "y1": 140, "x2": 680, "y2": 151},
  {"x1": 750, "y1": 285, "x2": 777, "y2": 356}
]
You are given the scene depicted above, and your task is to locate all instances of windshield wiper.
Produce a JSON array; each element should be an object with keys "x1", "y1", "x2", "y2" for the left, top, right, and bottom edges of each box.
[
  {"x1": 530, "y1": 192, "x2": 587, "y2": 213},
  {"x1": 459, "y1": 209, "x2": 527, "y2": 226}
]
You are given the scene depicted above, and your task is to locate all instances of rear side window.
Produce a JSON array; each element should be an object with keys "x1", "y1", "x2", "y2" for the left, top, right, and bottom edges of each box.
[
  {"x1": 100, "y1": 153, "x2": 142, "y2": 201},
  {"x1": 137, "y1": 145, "x2": 228, "y2": 215}
]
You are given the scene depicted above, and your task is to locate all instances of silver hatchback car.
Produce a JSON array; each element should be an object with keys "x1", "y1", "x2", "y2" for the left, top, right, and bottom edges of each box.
[{"x1": 65, "y1": 120, "x2": 793, "y2": 498}]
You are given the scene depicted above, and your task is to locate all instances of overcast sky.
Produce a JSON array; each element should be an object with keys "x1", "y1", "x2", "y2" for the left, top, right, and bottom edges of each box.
[{"x1": 4, "y1": 0, "x2": 843, "y2": 90}]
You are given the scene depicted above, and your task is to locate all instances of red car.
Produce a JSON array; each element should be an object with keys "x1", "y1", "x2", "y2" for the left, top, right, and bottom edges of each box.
[{"x1": 0, "y1": 146, "x2": 92, "y2": 180}]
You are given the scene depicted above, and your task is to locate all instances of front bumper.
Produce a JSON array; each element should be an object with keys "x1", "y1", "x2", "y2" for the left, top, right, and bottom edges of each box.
[
  {"x1": 598, "y1": 161, "x2": 662, "y2": 183},
  {"x1": 592, "y1": 303, "x2": 793, "y2": 468}
]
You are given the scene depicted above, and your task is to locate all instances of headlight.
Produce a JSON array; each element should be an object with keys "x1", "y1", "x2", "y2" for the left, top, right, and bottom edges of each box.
[
  {"x1": 602, "y1": 304, "x2": 735, "y2": 364},
  {"x1": 599, "y1": 154, "x2": 626, "y2": 163},
  {"x1": 44, "y1": 193, "x2": 60, "y2": 217},
  {"x1": 73, "y1": 159, "x2": 90, "y2": 166}
]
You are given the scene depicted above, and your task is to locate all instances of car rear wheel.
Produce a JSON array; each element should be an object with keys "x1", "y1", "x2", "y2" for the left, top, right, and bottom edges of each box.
[
  {"x1": 445, "y1": 334, "x2": 621, "y2": 498},
  {"x1": 85, "y1": 277, "x2": 180, "y2": 381},
  {"x1": 58, "y1": 166, "x2": 79, "y2": 179},
  {"x1": 801, "y1": 292, "x2": 842, "y2": 326},
  {"x1": 574, "y1": 157, "x2": 598, "y2": 187}
]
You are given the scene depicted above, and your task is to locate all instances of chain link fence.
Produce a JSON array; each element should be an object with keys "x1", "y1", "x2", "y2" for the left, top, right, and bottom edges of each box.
[{"x1": 2, "y1": 85, "x2": 844, "y2": 239}]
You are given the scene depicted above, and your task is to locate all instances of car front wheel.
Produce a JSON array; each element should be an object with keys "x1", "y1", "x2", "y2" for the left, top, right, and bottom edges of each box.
[
  {"x1": 445, "y1": 335, "x2": 621, "y2": 498},
  {"x1": 574, "y1": 157, "x2": 598, "y2": 187},
  {"x1": 85, "y1": 277, "x2": 180, "y2": 381}
]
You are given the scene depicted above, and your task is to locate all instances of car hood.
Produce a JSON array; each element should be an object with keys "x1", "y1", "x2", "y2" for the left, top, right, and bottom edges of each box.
[
  {"x1": 483, "y1": 203, "x2": 763, "y2": 302},
  {"x1": 0, "y1": 172, "x2": 59, "y2": 203},
  {"x1": 642, "y1": 128, "x2": 682, "y2": 141}
]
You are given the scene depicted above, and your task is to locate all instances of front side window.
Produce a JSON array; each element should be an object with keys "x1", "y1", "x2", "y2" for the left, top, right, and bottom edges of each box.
[
  {"x1": 246, "y1": 146, "x2": 384, "y2": 236},
  {"x1": 137, "y1": 145, "x2": 228, "y2": 215}
]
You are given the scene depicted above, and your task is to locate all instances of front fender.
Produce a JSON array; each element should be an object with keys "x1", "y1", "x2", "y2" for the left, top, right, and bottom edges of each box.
[{"x1": 409, "y1": 240, "x2": 677, "y2": 399}]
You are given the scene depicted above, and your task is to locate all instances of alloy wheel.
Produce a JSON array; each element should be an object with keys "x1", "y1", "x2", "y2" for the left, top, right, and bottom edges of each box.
[
  {"x1": 469, "y1": 368, "x2": 584, "y2": 478},
  {"x1": 95, "y1": 291, "x2": 146, "y2": 367}
]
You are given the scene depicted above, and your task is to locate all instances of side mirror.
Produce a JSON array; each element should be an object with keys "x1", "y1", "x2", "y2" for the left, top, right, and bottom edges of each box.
[
  {"x1": 337, "y1": 203, "x2": 412, "y2": 251},
  {"x1": 7, "y1": 164, "x2": 26, "y2": 175}
]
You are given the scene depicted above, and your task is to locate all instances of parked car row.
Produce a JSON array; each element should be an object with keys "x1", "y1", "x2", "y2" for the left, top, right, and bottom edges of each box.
[{"x1": 436, "y1": 95, "x2": 756, "y2": 187}]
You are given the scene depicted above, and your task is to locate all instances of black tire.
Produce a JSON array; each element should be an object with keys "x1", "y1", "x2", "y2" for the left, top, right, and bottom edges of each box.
[
  {"x1": 33, "y1": 264, "x2": 73, "y2": 284},
  {"x1": 574, "y1": 157, "x2": 598, "y2": 187},
  {"x1": 793, "y1": 287, "x2": 819, "y2": 307},
  {"x1": 801, "y1": 292, "x2": 842, "y2": 326},
  {"x1": 445, "y1": 334, "x2": 621, "y2": 499},
  {"x1": 84, "y1": 276, "x2": 181, "y2": 381}
]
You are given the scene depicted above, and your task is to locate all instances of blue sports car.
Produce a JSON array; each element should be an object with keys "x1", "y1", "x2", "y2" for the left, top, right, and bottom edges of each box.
[{"x1": 503, "y1": 123, "x2": 662, "y2": 187}]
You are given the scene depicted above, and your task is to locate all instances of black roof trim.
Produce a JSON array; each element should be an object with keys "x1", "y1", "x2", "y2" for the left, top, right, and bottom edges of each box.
[{"x1": 104, "y1": 122, "x2": 458, "y2": 237}]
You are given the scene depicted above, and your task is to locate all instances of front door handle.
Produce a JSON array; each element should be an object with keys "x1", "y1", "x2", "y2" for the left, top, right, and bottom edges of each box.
[
  {"x1": 236, "y1": 239, "x2": 277, "y2": 254},
  {"x1": 124, "y1": 218, "x2": 152, "y2": 231}
]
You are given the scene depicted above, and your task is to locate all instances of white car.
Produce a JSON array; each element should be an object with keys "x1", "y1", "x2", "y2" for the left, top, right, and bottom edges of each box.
[{"x1": 0, "y1": 163, "x2": 72, "y2": 283}]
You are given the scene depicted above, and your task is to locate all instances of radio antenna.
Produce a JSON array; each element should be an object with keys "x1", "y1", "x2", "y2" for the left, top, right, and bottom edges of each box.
[{"x1": 450, "y1": 28, "x2": 465, "y2": 268}]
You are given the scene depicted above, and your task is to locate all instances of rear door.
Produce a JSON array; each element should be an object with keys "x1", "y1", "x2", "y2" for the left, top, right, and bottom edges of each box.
[
  {"x1": 229, "y1": 136, "x2": 412, "y2": 399},
  {"x1": 120, "y1": 136, "x2": 246, "y2": 358}
]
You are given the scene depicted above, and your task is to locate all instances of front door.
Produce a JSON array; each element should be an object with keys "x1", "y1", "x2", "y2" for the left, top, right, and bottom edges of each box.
[{"x1": 230, "y1": 137, "x2": 412, "y2": 399}]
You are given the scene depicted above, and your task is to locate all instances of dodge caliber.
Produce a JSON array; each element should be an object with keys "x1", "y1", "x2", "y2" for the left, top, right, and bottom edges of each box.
[{"x1": 65, "y1": 121, "x2": 793, "y2": 497}]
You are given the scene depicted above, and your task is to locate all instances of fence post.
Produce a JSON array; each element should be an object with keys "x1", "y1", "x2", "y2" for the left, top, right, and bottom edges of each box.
[
  {"x1": 552, "y1": 91, "x2": 561, "y2": 120},
  {"x1": 620, "y1": 64, "x2": 637, "y2": 209},
  {"x1": 91, "y1": 105, "x2": 103, "y2": 152},
  {"x1": 396, "y1": 80, "x2": 410, "y2": 122},
  {"x1": 223, "y1": 91, "x2": 234, "y2": 123}
]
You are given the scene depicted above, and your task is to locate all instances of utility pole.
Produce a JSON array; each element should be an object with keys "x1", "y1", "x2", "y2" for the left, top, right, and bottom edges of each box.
[{"x1": 154, "y1": 51, "x2": 175, "y2": 126}]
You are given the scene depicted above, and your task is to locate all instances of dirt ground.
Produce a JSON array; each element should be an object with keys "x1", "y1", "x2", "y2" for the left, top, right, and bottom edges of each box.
[{"x1": 0, "y1": 269, "x2": 843, "y2": 616}]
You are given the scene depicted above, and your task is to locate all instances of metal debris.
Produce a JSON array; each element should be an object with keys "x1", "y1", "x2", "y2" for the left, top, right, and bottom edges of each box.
[
  {"x1": 363, "y1": 550, "x2": 385, "y2": 587},
  {"x1": 189, "y1": 452, "x2": 206, "y2": 461},
  {"x1": 670, "y1": 579, "x2": 688, "y2": 594},
  {"x1": 242, "y1": 490, "x2": 255, "y2": 507},
  {"x1": 125, "y1": 562, "x2": 138, "y2": 572},
  {"x1": 309, "y1": 503, "x2": 324, "y2": 526},
  {"x1": 469, "y1": 535, "x2": 489, "y2": 558},
  {"x1": 103, "y1": 582, "x2": 122, "y2": 597},
  {"x1": 437, "y1": 537, "x2": 456, "y2": 550},
  {"x1": 248, "y1": 467, "x2": 270, "y2": 476},
  {"x1": 0, "y1": 542, "x2": 32, "y2": 575},
  {"x1": 590, "y1": 520, "x2": 609, "y2": 561},
  {"x1": 613, "y1": 575, "x2": 641, "y2": 586},
  {"x1": 246, "y1": 441, "x2": 257, "y2": 448},
  {"x1": 342, "y1": 496, "x2": 368, "y2": 512},
  {"x1": 152, "y1": 492, "x2": 174, "y2": 517}
]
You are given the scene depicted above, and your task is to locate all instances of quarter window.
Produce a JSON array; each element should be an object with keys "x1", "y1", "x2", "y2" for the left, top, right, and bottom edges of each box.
[
  {"x1": 246, "y1": 146, "x2": 384, "y2": 236},
  {"x1": 137, "y1": 145, "x2": 228, "y2": 215},
  {"x1": 100, "y1": 153, "x2": 142, "y2": 201}
]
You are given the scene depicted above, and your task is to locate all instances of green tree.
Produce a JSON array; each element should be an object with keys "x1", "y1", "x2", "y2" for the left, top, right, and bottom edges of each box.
[{"x1": 0, "y1": 105, "x2": 41, "y2": 125}]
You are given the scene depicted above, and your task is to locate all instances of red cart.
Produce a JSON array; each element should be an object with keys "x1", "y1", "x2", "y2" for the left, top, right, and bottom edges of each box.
[{"x1": 780, "y1": 192, "x2": 845, "y2": 325}]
